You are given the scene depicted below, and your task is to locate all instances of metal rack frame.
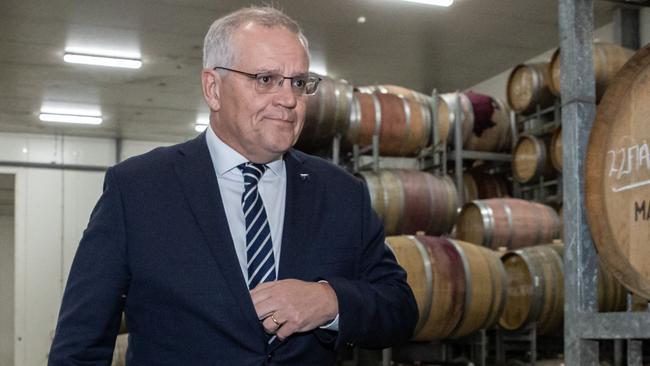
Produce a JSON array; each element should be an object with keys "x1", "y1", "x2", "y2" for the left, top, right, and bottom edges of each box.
[{"x1": 560, "y1": 1, "x2": 650, "y2": 365}]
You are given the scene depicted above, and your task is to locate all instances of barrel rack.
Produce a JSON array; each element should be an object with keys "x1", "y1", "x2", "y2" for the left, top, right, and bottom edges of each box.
[{"x1": 560, "y1": 1, "x2": 650, "y2": 365}]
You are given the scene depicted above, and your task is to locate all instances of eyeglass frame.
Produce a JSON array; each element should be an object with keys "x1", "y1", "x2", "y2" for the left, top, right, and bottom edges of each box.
[{"x1": 212, "y1": 66, "x2": 321, "y2": 96}]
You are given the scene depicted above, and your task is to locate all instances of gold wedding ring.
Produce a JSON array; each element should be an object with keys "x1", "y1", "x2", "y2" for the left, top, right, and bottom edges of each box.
[{"x1": 271, "y1": 312, "x2": 281, "y2": 327}]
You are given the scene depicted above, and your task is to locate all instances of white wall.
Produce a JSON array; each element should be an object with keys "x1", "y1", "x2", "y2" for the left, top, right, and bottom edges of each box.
[
  {"x1": 0, "y1": 132, "x2": 179, "y2": 366},
  {"x1": 0, "y1": 174, "x2": 15, "y2": 366}
]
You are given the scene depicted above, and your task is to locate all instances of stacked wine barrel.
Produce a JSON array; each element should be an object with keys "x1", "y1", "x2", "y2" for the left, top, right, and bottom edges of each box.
[
  {"x1": 296, "y1": 75, "x2": 354, "y2": 151},
  {"x1": 512, "y1": 133, "x2": 557, "y2": 184},
  {"x1": 358, "y1": 170, "x2": 458, "y2": 236},
  {"x1": 549, "y1": 41, "x2": 634, "y2": 101},
  {"x1": 386, "y1": 235, "x2": 507, "y2": 340},
  {"x1": 438, "y1": 92, "x2": 512, "y2": 152},
  {"x1": 462, "y1": 170, "x2": 510, "y2": 202},
  {"x1": 455, "y1": 198, "x2": 561, "y2": 250},
  {"x1": 499, "y1": 243, "x2": 627, "y2": 334},
  {"x1": 349, "y1": 86, "x2": 432, "y2": 156}
]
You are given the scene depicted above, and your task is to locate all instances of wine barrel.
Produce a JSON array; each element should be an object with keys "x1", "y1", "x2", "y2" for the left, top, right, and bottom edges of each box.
[
  {"x1": 464, "y1": 97, "x2": 512, "y2": 153},
  {"x1": 512, "y1": 134, "x2": 556, "y2": 183},
  {"x1": 348, "y1": 90, "x2": 431, "y2": 156},
  {"x1": 385, "y1": 236, "x2": 506, "y2": 340},
  {"x1": 360, "y1": 85, "x2": 432, "y2": 105},
  {"x1": 550, "y1": 125, "x2": 563, "y2": 172},
  {"x1": 549, "y1": 42, "x2": 635, "y2": 100},
  {"x1": 456, "y1": 198, "x2": 561, "y2": 249},
  {"x1": 385, "y1": 236, "x2": 464, "y2": 340},
  {"x1": 585, "y1": 44, "x2": 650, "y2": 299},
  {"x1": 463, "y1": 171, "x2": 510, "y2": 202},
  {"x1": 447, "y1": 238, "x2": 507, "y2": 338},
  {"x1": 499, "y1": 243, "x2": 627, "y2": 334},
  {"x1": 507, "y1": 62, "x2": 556, "y2": 114},
  {"x1": 358, "y1": 170, "x2": 458, "y2": 235},
  {"x1": 439, "y1": 92, "x2": 474, "y2": 146},
  {"x1": 499, "y1": 244, "x2": 564, "y2": 334},
  {"x1": 297, "y1": 75, "x2": 353, "y2": 151}
]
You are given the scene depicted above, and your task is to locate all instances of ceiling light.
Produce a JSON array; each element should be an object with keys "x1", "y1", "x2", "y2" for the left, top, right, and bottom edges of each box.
[
  {"x1": 63, "y1": 52, "x2": 142, "y2": 69},
  {"x1": 357, "y1": 16, "x2": 366, "y2": 24},
  {"x1": 39, "y1": 113, "x2": 103, "y2": 125},
  {"x1": 195, "y1": 124, "x2": 208, "y2": 133},
  {"x1": 398, "y1": 0, "x2": 453, "y2": 6}
]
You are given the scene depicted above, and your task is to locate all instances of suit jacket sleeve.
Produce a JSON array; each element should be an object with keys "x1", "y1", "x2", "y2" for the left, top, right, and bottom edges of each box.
[
  {"x1": 48, "y1": 167, "x2": 130, "y2": 365},
  {"x1": 319, "y1": 181, "x2": 418, "y2": 349}
]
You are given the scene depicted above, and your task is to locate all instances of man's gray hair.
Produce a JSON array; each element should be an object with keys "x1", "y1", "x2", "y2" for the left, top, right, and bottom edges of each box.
[{"x1": 203, "y1": 6, "x2": 310, "y2": 71}]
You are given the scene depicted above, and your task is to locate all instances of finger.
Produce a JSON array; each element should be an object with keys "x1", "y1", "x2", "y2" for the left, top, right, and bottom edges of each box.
[
  {"x1": 262, "y1": 313, "x2": 283, "y2": 334},
  {"x1": 249, "y1": 281, "x2": 278, "y2": 295},
  {"x1": 275, "y1": 319, "x2": 298, "y2": 341},
  {"x1": 253, "y1": 297, "x2": 278, "y2": 320},
  {"x1": 261, "y1": 317, "x2": 278, "y2": 334}
]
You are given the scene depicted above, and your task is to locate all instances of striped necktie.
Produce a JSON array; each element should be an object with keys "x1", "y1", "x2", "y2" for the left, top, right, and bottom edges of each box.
[{"x1": 238, "y1": 162, "x2": 277, "y2": 290}]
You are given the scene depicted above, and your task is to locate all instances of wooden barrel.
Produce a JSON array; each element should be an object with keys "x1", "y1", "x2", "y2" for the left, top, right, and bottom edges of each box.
[
  {"x1": 358, "y1": 170, "x2": 458, "y2": 235},
  {"x1": 585, "y1": 44, "x2": 650, "y2": 299},
  {"x1": 385, "y1": 236, "x2": 465, "y2": 340},
  {"x1": 385, "y1": 236, "x2": 506, "y2": 340},
  {"x1": 499, "y1": 244, "x2": 564, "y2": 334},
  {"x1": 297, "y1": 75, "x2": 353, "y2": 151},
  {"x1": 439, "y1": 92, "x2": 474, "y2": 146},
  {"x1": 464, "y1": 97, "x2": 513, "y2": 153},
  {"x1": 456, "y1": 198, "x2": 561, "y2": 250},
  {"x1": 463, "y1": 171, "x2": 510, "y2": 202},
  {"x1": 512, "y1": 134, "x2": 556, "y2": 183},
  {"x1": 348, "y1": 89, "x2": 431, "y2": 156},
  {"x1": 507, "y1": 62, "x2": 556, "y2": 114},
  {"x1": 549, "y1": 42, "x2": 635, "y2": 100},
  {"x1": 499, "y1": 243, "x2": 627, "y2": 335},
  {"x1": 447, "y1": 239, "x2": 507, "y2": 338},
  {"x1": 550, "y1": 125, "x2": 563, "y2": 172}
]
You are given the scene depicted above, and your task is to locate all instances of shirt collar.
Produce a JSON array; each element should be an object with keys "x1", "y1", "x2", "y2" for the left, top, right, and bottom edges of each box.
[{"x1": 205, "y1": 124, "x2": 283, "y2": 177}]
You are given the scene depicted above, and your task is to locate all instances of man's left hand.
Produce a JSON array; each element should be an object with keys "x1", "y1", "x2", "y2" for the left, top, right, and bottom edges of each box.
[{"x1": 250, "y1": 279, "x2": 338, "y2": 340}]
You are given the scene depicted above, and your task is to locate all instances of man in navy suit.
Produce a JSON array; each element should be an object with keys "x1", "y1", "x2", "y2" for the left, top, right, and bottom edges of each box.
[{"x1": 49, "y1": 6, "x2": 417, "y2": 365}]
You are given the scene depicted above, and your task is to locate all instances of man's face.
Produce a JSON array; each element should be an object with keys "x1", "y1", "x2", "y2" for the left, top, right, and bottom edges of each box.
[{"x1": 212, "y1": 23, "x2": 309, "y2": 163}]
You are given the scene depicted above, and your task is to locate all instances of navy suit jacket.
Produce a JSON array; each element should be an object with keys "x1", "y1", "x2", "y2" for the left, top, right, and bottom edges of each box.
[{"x1": 49, "y1": 133, "x2": 418, "y2": 365}]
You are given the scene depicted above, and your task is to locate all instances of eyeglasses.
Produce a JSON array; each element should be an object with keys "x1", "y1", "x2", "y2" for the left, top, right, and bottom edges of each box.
[{"x1": 213, "y1": 66, "x2": 321, "y2": 96}]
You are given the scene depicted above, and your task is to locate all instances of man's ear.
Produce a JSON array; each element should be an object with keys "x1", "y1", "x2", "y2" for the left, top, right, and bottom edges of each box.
[{"x1": 201, "y1": 69, "x2": 221, "y2": 112}]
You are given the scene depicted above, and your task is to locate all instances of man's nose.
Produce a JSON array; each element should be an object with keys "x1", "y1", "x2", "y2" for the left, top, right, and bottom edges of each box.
[{"x1": 273, "y1": 79, "x2": 298, "y2": 108}]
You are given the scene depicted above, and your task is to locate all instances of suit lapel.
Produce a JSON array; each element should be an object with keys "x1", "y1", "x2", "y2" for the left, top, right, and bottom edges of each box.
[
  {"x1": 172, "y1": 134, "x2": 266, "y2": 342},
  {"x1": 278, "y1": 149, "x2": 321, "y2": 281}
]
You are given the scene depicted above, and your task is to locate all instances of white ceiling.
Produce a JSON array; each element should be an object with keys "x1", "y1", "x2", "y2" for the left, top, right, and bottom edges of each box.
[{"x1": 0, "y1": 0, "x2": 617, "y2": 142}]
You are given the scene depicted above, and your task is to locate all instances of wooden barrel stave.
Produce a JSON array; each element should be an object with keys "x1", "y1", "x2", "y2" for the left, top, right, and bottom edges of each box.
[
  {"x1": 550, "y1": 125, "x2": 563, "y2": 172},
  {"x1": 359, "y1": 171, "x2": 458, "y2": 236},
  {"x1": 464, "y1": 98, "x2": 513, "y2": 153},
  {"x1": 507, "y1": 62, "x2": 556, "y2": 114},
  {"x1": 512, "y1": 134, "x2": 556, "y2": 184},
  {"x1": 456, "y1": 198, "x2": 561, "y2": 249},
  {"x1": 549, "y1": 42, "x2": 634, "y2": 100}
]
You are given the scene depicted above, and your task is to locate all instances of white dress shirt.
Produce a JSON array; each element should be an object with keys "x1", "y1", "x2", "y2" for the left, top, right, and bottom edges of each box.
[
  {"x1": 205, "y1": 126, "x2": 286, "y2": 280},
  {"x1": 205, "y1": 126, "x2": 339, "y2": 331}
]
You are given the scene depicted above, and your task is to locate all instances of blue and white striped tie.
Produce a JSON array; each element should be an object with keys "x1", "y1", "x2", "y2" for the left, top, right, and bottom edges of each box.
[{"x1": 238, "y1": 162, "x2": 277, "y2": 290}]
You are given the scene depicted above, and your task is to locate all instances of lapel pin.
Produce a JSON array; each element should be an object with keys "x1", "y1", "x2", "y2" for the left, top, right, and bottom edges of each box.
[{"x1": 299, "y1": 173, "x2": 309, "y2": 181}]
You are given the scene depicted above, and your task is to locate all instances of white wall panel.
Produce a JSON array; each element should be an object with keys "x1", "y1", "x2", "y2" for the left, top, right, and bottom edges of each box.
[
  {"x1": 0, "y1": 174, "x2": 15, "y2": 366},
  {"x1": 15, "y1": 169, "x2": 63, "y2": 366},
  {"x1": 62, "y1": 136, "x2": 116, "y2": 167},
  {"x1": 120, "y1": 139, "x2": 175, "y2": 161}
]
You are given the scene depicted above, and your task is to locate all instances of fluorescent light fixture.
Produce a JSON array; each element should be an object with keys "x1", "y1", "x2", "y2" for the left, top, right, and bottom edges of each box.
[
  {"x1": 63, "y1": 52, "x2": 142, "y2": 69},
  {"x1": 195, "y1": 124, "x2": 208, "y2": 133},
  {"x1": 39, "y1": 113, "x2": 103, "y2": 125},
  {"x1": 398, "y1": 0, "x2": 453, "y2": 6}
]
